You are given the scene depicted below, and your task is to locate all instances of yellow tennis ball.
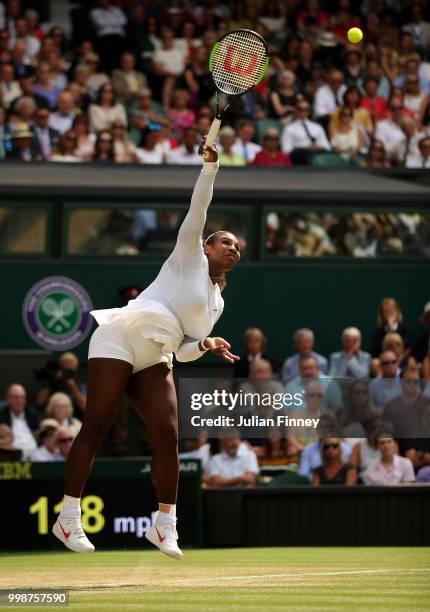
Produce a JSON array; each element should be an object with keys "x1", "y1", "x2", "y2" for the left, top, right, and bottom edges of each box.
[{"x1": 347, "y1": 27, "x2": 363, "y2": 44}]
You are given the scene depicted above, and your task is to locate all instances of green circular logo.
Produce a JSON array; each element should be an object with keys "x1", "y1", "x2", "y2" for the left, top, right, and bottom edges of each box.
[{"x1": 37, "y1": 292, "x2": 79, "y2": 335}]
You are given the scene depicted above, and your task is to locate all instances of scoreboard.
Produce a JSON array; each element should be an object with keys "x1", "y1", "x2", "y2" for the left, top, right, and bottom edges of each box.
[{"x1": 1, "y1": 459, "x2": 202, "y2": 550}]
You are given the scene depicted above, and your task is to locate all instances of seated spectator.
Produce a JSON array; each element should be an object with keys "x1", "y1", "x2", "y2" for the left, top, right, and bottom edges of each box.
[
  {"x1": 382, "y1": 332, "x2": 417, "y2": 371},
  {"x1": 6, "y1": 122, "x2": 35, "y2": 161},
  {"x1": 329, "y1": 105, "x2": 365, "y2": 161},
  {"x1": 0, "y1": 423, "x2": 21, "y2": 460},
  {"x1": 56, "y1": 426, "x2": 75, "y2": 460},
  {"x1": 412, "y1": 302, "x2": 430, "y2": 369},
  {"x1": 313, "y1": 69, "x2": 347, "y2": 131},
  {"x1": 136, "y1": 124, "x2": 164, "y2": 164},
  {"x1": 253, "y1": 128, "x2": 292, "y2": 167},
  {"x1": 329, "y1": 327, "x2": 371, "y2": 378},
  {"x1": 32, "y1": 62, "x2": 61, "y2": 110},
  {"x1": 370, "y1": 298, "x2": 413, "y2": 366},
  {"x1": 234, "y1": 327, "x2": 277, "y2": 379},
  {"x1": 416, "y1": 465, "x2": 430, "y2": 482},
  {"x1": 152, "y1": 27, "x2": 188, "y2": 108},
  {"x1": 166, "y1": 127, "x2": 200, "y2": 165},
  {"x1": 391, "y1": 117, "x2": 423, "y2": 167},
  {"x1": 239, "y1": 358, "x2": 284, "y2": 420},
  {"x1": 404, "y1": 400, "x2": 430, "y2": 472},
  {"x1": 339, "y1": 381, "x2": 379, "y2": 438},
  {"x1": 374, "y1": 98, "x2": 408, "y2": 162},
  {"x1": 384, "y1": 367, "x2": 424, "y2": 438},
  {"x1": 50, "y1": 130, "x2": 81, "y2": 163},
  {"x1": 0, "y1": 62, "x2": 21, "y2": 109},
  {"x1": 10, "y1": 94, "x2": 36, "y2": 127},
  {"x1": 406, "y1": 135, "x2": 430, "y2": 169},
  {"x1": 229, "y1": 119, "x2": 262, "y2": 164},
  {"x1": 47, "y1": 51, "x2": 68, "y2": 92},
  {"x1": 342, "y1": 45, "x2": 364, "y2": 87},
  {"x1": 45, "y1": 392, "x2": 82, "y2": 437},
  {"x1": 35, "y1": 352, "x2": 87, "y2": 415},
  {"x1": 394, "y1": 55, "x2": 430, "y2": 96},
  {"x1": 259, "y1": 426, "x2": 292, "y2": 466},
  {"x1": 403, "y1": 4, "x2": 430, "y2": 53},
  {"x1": 218, "y1": 126, "x2": 246, "y2": 166},
  {"x1": 350, "y1": 417, "x2": 384, "y2": 482},
  {"x1": 90, "y1": 0, "x2": 127, "y2": 73},
  {"x1": 12, "y1": 16, "x2": 40, "y2": 64},
  {"x1": 402, "y1": 74, "x2": 429, "y2": 125},
  {"x1": 286, "y1": 355, "x2": 343, "y2": 414},
  {"x1": 183, "y1": 46, "x2": 212, "y2": 108},
  {"x1": 329, "y1": 86, "x2": 373, "y2": 137},
  {"x1": 30, "y1": 418, "x2": 62, "y2": 462},
  {"x1": 158, "y1": 117, "x2": 177, "y2": 158},
  {"x1": 289, "y1": 379, "x2": 326, "y2": 447},
  {"x1": 92, "y1": 128, "x2": 115, "y2": 163},
  {"x1": 112, "y1": 121, "x2": 138, "y2": 163},
  {"x1": 268, "y1": 70, "x2": 299, "y2": 122},
  {"x1": 88, "y1": 83, "x2": 127, "y2": 133},
  {"x1": 0, "y1": 384, "x2": 39, "y2": 458},
  {"x1": 73, "y1": 114, "x2": 95, "y2": 161},
  {"x1": 282, "y1": 328, "x2": 328, "y2": 382},
  {"x1": 166, "y1": 89, "x2": 196, "y2": 138},
  {"x1": 363, "y1": 435, "x2": 415, "y2": 484},
  {"x1": 281, "y1": 101, "x2": 330, "y2": 165},
  {"x1": 31, "y1": 107, "x2": 60, "y2": 161},
  {"x1": 129, "y1": 89, "x2": 164, "y2": 143},
  {"x1": 359, "y1": 138, "x2": 390, "y2": 168},
  {"x1": 312, "y1": 437, "x2": 357, "y2": 485},
  {"x1": 48, "y1": 92, "x2": 75, "y2": 135},
  {"x1": 207, "y1": 431, "x2": 259, "y2": 487},
  {"x1": 111, "y1": 51, "x2": 147, "y2": 106},
  {"x1": 369, "y1": 351, "x2": 402, "y2": 411},
  {"x1": 83, "y1": 53, "x2": 110, "y2": 95},
  {"x1": 360, "y1": 77, "x2": 389, "y2": 123}
]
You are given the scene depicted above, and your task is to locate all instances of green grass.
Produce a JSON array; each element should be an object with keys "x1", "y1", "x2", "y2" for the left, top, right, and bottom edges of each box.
[{"x1": 0, "y1": 548, "x2": 429, "y2": 611}]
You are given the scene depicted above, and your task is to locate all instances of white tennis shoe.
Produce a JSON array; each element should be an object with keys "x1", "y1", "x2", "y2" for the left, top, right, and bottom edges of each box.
[
  {"x1": 52, "y1": 517, "x2": 95, "y2": 553},
  {"x1": 145, "y1": 514, "x2": 183, "y2": 560}
]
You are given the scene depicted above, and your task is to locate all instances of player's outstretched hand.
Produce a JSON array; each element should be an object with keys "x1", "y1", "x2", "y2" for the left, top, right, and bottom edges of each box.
[
  {"x1": 199, "y1": 137, "x2": 218, "y2": 162},
  {"x1": 204, "y1": 337, "x2": 239, "y2": 363}
]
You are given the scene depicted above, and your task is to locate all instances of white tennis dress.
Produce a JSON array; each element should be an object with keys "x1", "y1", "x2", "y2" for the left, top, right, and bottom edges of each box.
[{"x1": 88, "y1": 160, "x2": 224, "y2": 372}]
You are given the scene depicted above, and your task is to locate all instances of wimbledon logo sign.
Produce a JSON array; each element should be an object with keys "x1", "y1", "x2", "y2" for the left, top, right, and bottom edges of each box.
[{"x1": 22, "y1": 276, "x2": 93, "y2": 350}]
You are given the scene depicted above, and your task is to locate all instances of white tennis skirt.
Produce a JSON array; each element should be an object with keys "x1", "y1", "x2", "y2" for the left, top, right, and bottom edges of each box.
[{"x1": 88, "y1": 319, "x2": 173, "y2": 373}]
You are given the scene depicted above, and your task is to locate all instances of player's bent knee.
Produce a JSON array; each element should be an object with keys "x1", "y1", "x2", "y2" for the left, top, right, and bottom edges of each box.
[{"x1": 151, "y1": 421, "x2": 178, "y2": 449}]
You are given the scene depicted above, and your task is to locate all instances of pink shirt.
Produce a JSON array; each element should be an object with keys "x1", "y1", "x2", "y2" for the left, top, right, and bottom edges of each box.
[{"x1": 364, "y1": 455, "x2": 415, "y2": 485}]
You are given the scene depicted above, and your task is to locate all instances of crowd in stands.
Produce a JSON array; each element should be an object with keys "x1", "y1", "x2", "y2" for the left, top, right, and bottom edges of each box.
[
  {"x1": 1, "y1": 0, "x2": 430, "y2": 167},
  {"x1": 2, "y1": 296, "x2": 430, "y2": 488}
]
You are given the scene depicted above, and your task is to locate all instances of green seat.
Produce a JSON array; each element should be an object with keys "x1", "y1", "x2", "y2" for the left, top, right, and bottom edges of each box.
[
  {"x1": 311, "y1": 152, "x2": 349, "y2": 167},
  {"x1": 266, "y1": 470, "x2": 311, "y2": 486},
  {"x1": 255, "y1": 119, "x2": 283, "y2": 144}
]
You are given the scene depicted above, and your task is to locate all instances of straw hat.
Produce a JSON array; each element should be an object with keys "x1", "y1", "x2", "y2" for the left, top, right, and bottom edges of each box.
[
  {"x1": 11, "y1": 122, "x2": 33, "y2": 139},
  {"x1": 35, "y1": 418, "x2": 59, "y2": 443}
]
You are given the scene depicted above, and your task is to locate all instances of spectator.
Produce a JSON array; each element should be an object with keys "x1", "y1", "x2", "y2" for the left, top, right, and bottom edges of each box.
[
  {"x1": 72, "y1": 113, "x2": 95, "y2": 161},
  {"x1": 90, "y1": 0, "x2": 127, "y2": 72},
  {"x1": 31, "y1": 107, "x2": 60, "y2": 161},
  {"x1": 10, "y1": 93, "x2": 36, "y2": 125},
  {"x1": 183, "y1": 46, "x2": 212, "y2": 108},
  {"x1": 0, "y1": 105, "x2": 10, "y2": 159},
  {"x1": 12, "y1": 16, "x2": 40, "y2": 64},
  {"x1": 48, "y1": 92, "x2": 75, "y2": 135},
  {"x1": 111, "y1": 52, "x2": 147, "y2": 106},
  {"x1": 350, "y1": 417, "x2": 384, "y2": 482},
  {"x1": 281, "y1": 101, "x2": 330, "y2": 165},
  {"x1": 313, "y1": 69, "x2": 347, "y2": 129},
  {"x1": 382, "y1": 332, "x2": 417, "y2": 371},
  {"x1": 260, "y1": 426, "x2": 292, "y2": 466},
  {"x1": 6, "y1": 122, "x2": 34, "y2": 160},
  {"x1": 282, "y1": 328, "x2": 328, "y2": 382},
  {"x1": 329, "y1": 106, "x2": 365, "y2": 161},
  {"x1": 0, "y1": 423, "x2": 21, "y2": 460},
  {"x1": 329, "y1": 86, "x2": 373, "y2": 137},
  {"x1": 234, "y1": 327, "x2": 277, "y2": 379},
  {"x1": 268, "y1": 70, "x2": 299, "y2": 121},
  {"x1": 152, "y1": 27, "x2": 188, "y2": 108},
  {"x1": 403, "y1": 5, "x2": 430, "y2": 53},
  {"x1": 411, "y1": 302, "x2": 430, "y2": 368},
  {"x1": 404, "y1": 399, "x2": 430, "y2": 472},
  {"x1": 218, "y1": 126, "x2": 246, "y2": 166},
  {"x1": 47, "y1": 51, "x2": 68, "y2": 91},
  {"x1": 285, "y1": 355, "x2": 343, "y2": 414},
  {"x1": 239, "y1": 358, "x2": 284, "y2": 420},
  {"x1": 360, "y1": 138, "x2": 390, "y2": 168},
  {"x1": 339, "y1": 380, "x2": 379, "y2": 438},
  {"x1": 370, "y1": 297, "x2": 413, "y2": 362},
  {"x1": 231, "y1": 119, "x2": 262, "y2": 164},
  {"x1": 289, "y1": 379, "x2": 326, "y2": 447},
  {"x1": 29, "y1": 418, "x2": 62, "y2": 462},
  {"x1": 402, "y1": 74, "x2": 429, "y2": 125},
  {"x1": 384, "y1": 367, "x2": 424, "y2": 438},
  {"x1": 83, "y1": 53, "x2": 110, "y2": 94},
  {"x1": 56, "y1": 426, "x2": 75, "y2": 460},
  {"x1": 360, "y1": 77, "x2": 389, "y2": 123},
  {"x1": 45, "y1": 392, "x2": 82, "y2": 437},
  {"x1": 136, "y1": 124, "x2": 164, "y2": 164},
  {"x1": 0, "y1": 383, "x2": 39, "y2": 458},
  {"x1": 363, "y1": 435, "x2": 415, "y2": 484},
  {"x1": 253, "y1": 128, "x2": 292, "y2": 167},
  {"x1": 0, "y1": 62, "x2": 21, "y2": 108},
  {"x1": 416, "y1": 465, "x2": 430, "y2": 483},
  {"x1": 92, "y1": 128, "x2": 115, "y2": 163},
  {"x1": 32, "y1": 62, "x2": 61, "y2": 110},
  {"x1": 312, "y1": 437, "x2": 357, "y2": 485},
  {"x1": 342, "y1": 46, "x2": 364, "y2": 87},
  {"x1": 329, "y1": 327, "x2": 371, "y2": 378},
  {"x1": 166, "y1": 89, "x2": 195, "y2": 138},
  {"x1": 393, "y1": 117, "x2": 423, "y2": 167},
  {"x1": 88, "y1": 82, "x2": 127, "y2": 133},
  {"x1": 10, "y1": 39, "x2": 31, "y2": 79},
  {"x1": 374, "y1": 98, "x2": 408, "y2": 161},
  {"x1": 207, "y1": 431, "x2": 259, "y2": 487},
  {"x1": 166, "y1": 127, "x2": 200, "y2": 165},
  {"x1": 50, "y1": 130, "x2": 81, "y2": 163},
  {"x1": 112, "y1": 121, "x2": 138, "y2": 163},
  {"x1": 35, "y1": 352, "x2": 87, "y2": 415},
  {"x1": 369, "y1": 351, "x2": 402, "y2": 410},
  {"x1": 394, "y1": 55, "x2": 430, "y2": 96},
  {"x1": 406, "y1": 135, "x2": 430, "y2": 169}
]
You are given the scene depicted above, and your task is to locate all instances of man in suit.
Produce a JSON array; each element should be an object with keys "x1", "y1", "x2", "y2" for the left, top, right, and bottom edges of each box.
[
  {"x1": 329, "y1": 327, "x2": 371, "y2": 378},
  {"x1": 31, "y1": 108, "x2": 60, "y2": 160},
  {"x1": 0, "y1": 383, "x2": 40, "y2": 458},
  {"x1": 5, "y1": 123, "x2": 35, "y2": 160}
]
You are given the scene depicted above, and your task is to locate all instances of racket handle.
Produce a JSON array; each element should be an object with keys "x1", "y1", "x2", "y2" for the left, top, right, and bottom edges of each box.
[{"x1": 204, "y1": 117, "x2": 222, "y2": 153}]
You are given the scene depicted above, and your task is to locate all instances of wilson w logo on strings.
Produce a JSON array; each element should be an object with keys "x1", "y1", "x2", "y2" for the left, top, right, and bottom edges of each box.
[{"x1": 223, "y1": 45, "x2": 258, "y2": 76}]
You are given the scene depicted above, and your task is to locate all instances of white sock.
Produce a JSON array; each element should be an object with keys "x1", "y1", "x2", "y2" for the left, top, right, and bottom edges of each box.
[
  {"x1": 59, "y1": 495, "x2": 81, "y2": 519},
  {"x1": 157, "y1": 504, "x2": 176, "y2": 524}
]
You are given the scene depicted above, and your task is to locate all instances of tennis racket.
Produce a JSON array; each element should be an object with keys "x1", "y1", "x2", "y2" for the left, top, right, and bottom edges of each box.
[{"x1": 204, "y1": 29, "x2": 269, "y2": 154}]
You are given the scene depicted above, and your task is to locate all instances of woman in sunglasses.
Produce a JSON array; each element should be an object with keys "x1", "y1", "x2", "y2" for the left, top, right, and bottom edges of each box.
[{"x1": 312, "y1": 437, "x2": 356, "y2": 485}]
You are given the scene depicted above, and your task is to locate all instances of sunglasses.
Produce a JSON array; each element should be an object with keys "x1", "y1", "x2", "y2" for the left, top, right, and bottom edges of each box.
[
  {"x1": 323, "y1": 443, "x2": 339, "y2": 450},
  {"x1": 381, "y1": 359, "x2": 397, "y2": 365},
  {"x1": 57, "y1": 437, "x2": 74, "y2": 443}
]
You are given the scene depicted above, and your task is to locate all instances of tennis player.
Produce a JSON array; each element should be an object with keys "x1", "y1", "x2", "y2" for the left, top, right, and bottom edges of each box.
[{"x1": 52, "y1": 141, "x2": 240, "y2": 560}]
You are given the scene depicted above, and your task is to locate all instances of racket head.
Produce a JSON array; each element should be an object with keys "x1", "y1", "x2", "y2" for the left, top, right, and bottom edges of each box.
[{"x1": 208, "y1": 29, "x2": 269, "y2": 96}]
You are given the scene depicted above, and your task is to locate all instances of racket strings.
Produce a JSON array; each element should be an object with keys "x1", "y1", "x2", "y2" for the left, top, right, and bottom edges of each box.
[{"x1": 211, "y1": 30, "x2": 267, "y2": 95}]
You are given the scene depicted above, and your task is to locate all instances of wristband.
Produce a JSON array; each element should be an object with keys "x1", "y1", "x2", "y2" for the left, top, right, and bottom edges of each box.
[{"x1": 199, "y1": 338, "x2": 209, "y2": 352}]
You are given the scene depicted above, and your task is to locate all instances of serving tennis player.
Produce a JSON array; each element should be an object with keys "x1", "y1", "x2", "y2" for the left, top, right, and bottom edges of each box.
[{"x1": 52, "y1": 141, "x2": 240, "y2": 560}]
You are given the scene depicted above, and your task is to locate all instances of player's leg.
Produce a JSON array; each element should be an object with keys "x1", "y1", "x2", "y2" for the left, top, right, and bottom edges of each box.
[
  {"x1": 127, "y1": 362, "x2": 182, "y2": 559},
  {"x1": 53, "y1": 358, "x2": 132, "y2": 553}
]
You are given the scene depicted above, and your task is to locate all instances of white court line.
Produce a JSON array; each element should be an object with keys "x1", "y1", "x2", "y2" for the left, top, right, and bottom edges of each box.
[{"x1": 171, "y1": 567, "x2": 430, "y2": 585}]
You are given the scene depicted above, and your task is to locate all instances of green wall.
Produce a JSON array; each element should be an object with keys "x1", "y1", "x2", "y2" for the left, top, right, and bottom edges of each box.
[{"x1": 1, "y1": 260, "x2": 428, "y2": 363}]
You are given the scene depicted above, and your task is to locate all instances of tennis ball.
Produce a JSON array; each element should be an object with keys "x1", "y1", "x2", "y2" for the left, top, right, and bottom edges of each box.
[{"x1": 347, "y1": 27, "x2": 363, "y2": 44}]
